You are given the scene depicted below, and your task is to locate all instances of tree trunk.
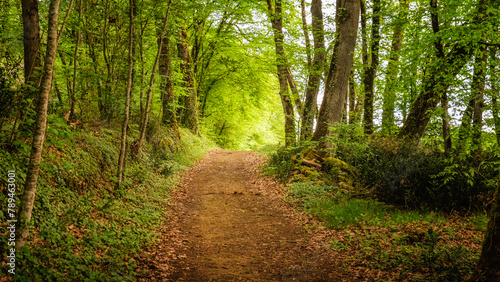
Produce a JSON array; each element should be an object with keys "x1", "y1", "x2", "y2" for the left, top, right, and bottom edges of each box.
[
  {"x1": 348, "y1": 68, "x2": 357, "y2": 124},
  {"x1": 457, "y1": 47, "x2": 488, "y2": 152},
  {"x1": 16, "y1": 0, "x2": 62, "y2": 249},
  {"x1": 159, "y1": 34, "x2": 180, "y2": 137},
  {"x1": 441, "y1": 91, "x2": 452, "y2": 153},
  {"x1": 116, "y1": 0, "x2": 135, "y2": 190},
  {"x1": 491, "y1": 49, "x2": 500, "y2": 146},
  {"x1": 135, "y1": 0, "x2": 173, "y2": 152},
  {"x1": 69, "y1": 0, "x2": 83, "y2": 122},
  {"x1": 362, "y1": 0, "x2": 381, "y2": 135},
  {"x1": 300, "y1": 0, "x2": 325, "y2": 141},
  {"x1": 312, "y1": 0, "x2": 360, "y2": 144},
  {"x1": 300, "y1": 0, "x2": 312, "y2": 69},
  {"x1": 266, "y1": 0, "x2": 296, "y2": 147},
  {"x1": 468, "y1": 186, "x2": 500, "y2": 282},
  {"x1": 21, "y1": 0, "x2": 41, "y2": 85},
  {"x1": 472, "y1": 48, "x2": 488, "y2": 155},
  {"x1": 398, "y1": 0, "x2": 489, "y2": 142},
  {"x1": 381, "y1": 0, "x2": 408, "y2": 135},
  {"x1": 177, "y1": 25, "x2": 200, "y2": 135}
]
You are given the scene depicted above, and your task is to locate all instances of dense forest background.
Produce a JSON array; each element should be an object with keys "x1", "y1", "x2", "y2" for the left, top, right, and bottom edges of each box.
[{"x1": 1, "y1": 0, "x2": 500, "y2": 280}]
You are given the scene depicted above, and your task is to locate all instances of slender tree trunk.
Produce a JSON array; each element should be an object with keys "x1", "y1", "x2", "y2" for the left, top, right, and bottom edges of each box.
[
  {"x1": 491, "y1": 49, "x2": 500, "y2": 146},
  {"x1": 300, "y1": 0, "x2": 325, "y2": 141},
  {"x1": 116, "y1": 0, "x2": 135, "y2": 190},
  {"x1": 69, "y1": 0, "x2": 83, "y2": 122},
  {"x1": 348, "y1": 68, "x2": 357, "y2": 124},
  {"x1": 300, "y1": 0, "x2": 312, "y2": 69},
  {"x1": 362, "y1": 0, "x2": 381, "y2": 134},
  {"x1": 429, "y1": 0, "x2": 452, "y2": 152},
  {"x1": 493, "y1": 96, "x2": 500, "y2": 146},
  {"x1": 17, "y1": 0, "x2": 62, "y2": 249},
  {"x1": 135, "y1": 0, "x2": 172, "y2": 151},
  {"x1": 312, "y1": 0, "x2": 360, "y2": 145},
  {"x1": 381, "y1": 0, "x2": 408, "y2": 135},
  {"x1": 266, "y1": 0, "x2": 296, "y2": 147},
  {"x1": 177, "y1": 24, "x2": 199, "y2": 135},
  {"x1": 472, "y1": 47, "x2": 488, "y2": 154},
  {"x1": 441, "y1": 91, "x2": 452, "y2": 153}
]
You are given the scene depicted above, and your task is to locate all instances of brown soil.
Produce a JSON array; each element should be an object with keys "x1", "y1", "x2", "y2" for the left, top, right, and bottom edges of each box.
[{"x1": 138, "y1": 150, "x2": 347, "y2": 281}]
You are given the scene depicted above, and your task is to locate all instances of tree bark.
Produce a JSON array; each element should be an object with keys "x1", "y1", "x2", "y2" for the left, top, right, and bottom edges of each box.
[
  {"x1": 21, "y1": 0, "x2": 41, "y2": 85},
  {"x1": 69, "y1": 0, "x2": 83, "y2": 122},
  {"x1": 266, "y1": 0, "x2": 296, "y2": 147},
  {"x1": 472, "y1": 48, "x2": 488, "y2": 155},
  {"x1": 381, "y1": 0, "x2": 408, "y2": 135},
  {"x1": 300, "y1": 0, "x2": 325, "y2": 141},
  {"x1": 362, "y1": 0, "x2": 381, "y2": 135},
  {"x1": 491, "y1": 48, "x2": 500, "y2": 146},
  {"x1": 348, "y1": 68, "x2": 357, "y2": 124},
  {"x1": 312, "y1": 0, "x2": 360, "y2": 144},
  {"x1": 135, "y1": 0, "x2": 173, "y2": 151},
  {"x1": 159, "y1": 34, "x2": 180, "y2": 137},
  {"x1": 468, "y1": 186, "x2": 500, "y2": 282},
  {"x1": 441, "y1": 91, "x2": 452, "y2": 153},
  {"x1": 177, "y1": 25, "x2": 200, "y2": 135},
  {"x1": 429, "y1": 0, "x2": 451, "y2": 152},
  {"x1": 17, "y1": 0, "x2": 62, "y2": 249},
  {"x1": 116, "y1": 0, "x2": 135, "y2": 190},
  {"x1": 300, "y1": 0, "x2": 312, "y2": 69}
]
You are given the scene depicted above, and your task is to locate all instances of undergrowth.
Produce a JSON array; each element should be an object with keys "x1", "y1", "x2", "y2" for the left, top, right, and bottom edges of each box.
[
  {"x1": 264, "y1": 123, "x2": 495, "y2": 281},
  {"x1": 0, "y1": 117, "x2": 216, "y2": 280}
]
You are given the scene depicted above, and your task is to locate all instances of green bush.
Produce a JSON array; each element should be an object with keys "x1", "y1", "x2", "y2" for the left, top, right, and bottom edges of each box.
[
  {"x1": 328, "y1": 123, "x2": 498, "y2": 213},
  {"x1": 265, "y1": 145, "x2": 304, "y2": 181}
]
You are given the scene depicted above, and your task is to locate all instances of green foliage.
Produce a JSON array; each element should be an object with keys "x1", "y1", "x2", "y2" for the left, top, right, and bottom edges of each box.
[
  {"x1": 0, "y1": 116, "x2": 216, "y2": 280},
  {"x1": 200, "y1": 47, "x2": 284, "y2": 150},
  {"x1": 326, "y1": 123, "x2": 498, "y2": 213},
  {"x1": 265, "y1": 145, "x2": 304, "y2": 181},
  {"x1": 284, "y1": 179, "x2": 482, "y2": 281},
  {"x1": 352, "y1": 226, "x2": 479, "y2": 281}
]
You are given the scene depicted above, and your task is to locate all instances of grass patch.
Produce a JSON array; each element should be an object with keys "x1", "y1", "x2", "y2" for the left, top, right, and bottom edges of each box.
[{"x1": 283, "y1": 180, "x2": 485, "y2": 281}]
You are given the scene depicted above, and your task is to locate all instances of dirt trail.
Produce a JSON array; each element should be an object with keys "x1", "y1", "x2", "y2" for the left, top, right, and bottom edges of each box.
[{"x1": 139, "y1": 150, "x2": 345, "y2": 281}]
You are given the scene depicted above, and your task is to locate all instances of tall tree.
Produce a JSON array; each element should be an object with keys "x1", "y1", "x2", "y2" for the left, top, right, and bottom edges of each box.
[
  {"x1": 362, "y1": 0, "x2": 381, "y2": 134},
  {"x1": 300, "y1": 0, "x2": 325, "y2": 141},
  {"x1": 312, "y1": 0, "x2": 360, "y2": 144},
  {"x1": 159, "y1": 35, "x2": 180, "y2": 136},
  {"x1": 177, "y1": 25, "x2": 200, "y2": 134},
  {"x1": 429, "y1": 0, "x2": 451, "y2": 152},
  {"x1": 116, "y1": 0, "x2": 135, "y2": 190},
  {"x1": 457, "y1": 47, "x2": 487, "y2": 154},
  {"x1": 135, "y1": 0, "x2": 173, "y2": 150},
  {"x1": 17, "y1": 0, "x2": 63, "y2": 248},
  {"x1": 398, "y1": 0, "x2": 490, "y2": 142},
  {"x1": 266, "y1": 0, "x2": 296, "y2": 147},
  {"x1": 381, "y1": 0, "x2": 409, "y2": 135},
  {"x1": 69, "y1": 0, "x2": 83, "y2": 122},
  {"x1": 471, "y1": 47, "x2": 488, "y2": 155},
  {"x1": 491, "y1": 48, "x2": 500, "y2": 146},
  {"x1": 300, "y1": 0, "x2": 312, "y2": 70},
  {"x1": 21, "y1": 0, "x2": 41, "y2": 85}
]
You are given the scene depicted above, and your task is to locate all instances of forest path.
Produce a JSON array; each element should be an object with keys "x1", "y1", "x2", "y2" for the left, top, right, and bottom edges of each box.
[{"x1": 139, "y1": 150, "x2": 345, "y2": 281}]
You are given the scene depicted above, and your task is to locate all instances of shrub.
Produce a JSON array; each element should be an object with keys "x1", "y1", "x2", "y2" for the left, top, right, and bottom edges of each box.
[
  {"x1": 266, "y1": 145, "x2": 304, "y2": 181},
  {"x1": 327, "y1": 124, "x2": 498, "y2": 213}
]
